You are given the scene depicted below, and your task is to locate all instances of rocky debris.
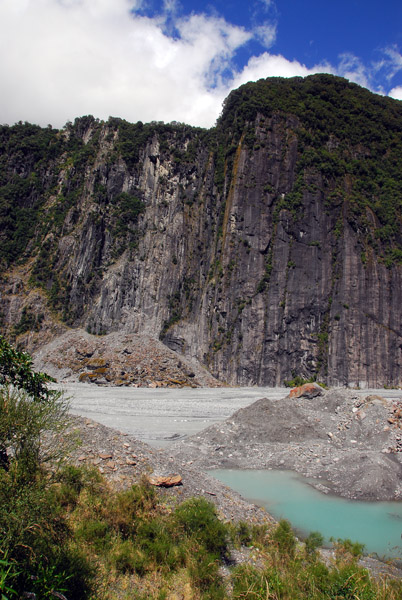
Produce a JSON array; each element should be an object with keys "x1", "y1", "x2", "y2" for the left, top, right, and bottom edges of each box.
[
  {"x1": 388, "y1": 401, "x2": 402, "y2": 429},
  {"x1": 33, "y1": 329, "x2": 222, "y2": 388},
  {"x1": 64, "y1": 413, "x2": 402, "y2": 581},
  {"x1": 172, "y1": 388, "x2": 402, "y2": 501},
  {"x1": 319, "y1": 549, "x2": 402, "y2": 581}
]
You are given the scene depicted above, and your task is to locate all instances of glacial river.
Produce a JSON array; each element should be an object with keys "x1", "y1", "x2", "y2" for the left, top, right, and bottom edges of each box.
[{"x1": 66, "y1": 383, "x2": 291, "y2": 446}]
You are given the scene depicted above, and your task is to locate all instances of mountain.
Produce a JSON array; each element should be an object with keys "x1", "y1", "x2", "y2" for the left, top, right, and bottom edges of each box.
[{"x1": 0, "y1": 74, "x2": 401, "y2": 387}]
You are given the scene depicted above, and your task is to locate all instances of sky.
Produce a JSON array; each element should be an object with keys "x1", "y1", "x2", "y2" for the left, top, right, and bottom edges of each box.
[{"x1": 0, "y1": 0, "x2": 401, "y2": 129}]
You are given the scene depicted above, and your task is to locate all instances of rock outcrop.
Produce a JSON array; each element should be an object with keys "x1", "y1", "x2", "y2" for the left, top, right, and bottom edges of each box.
[
  {"x1": 289, "y1": 383, "x2": 324, "y2": 399},
  {"x1": 1, "y1": 75, "x2": 401, "y2": 387}
]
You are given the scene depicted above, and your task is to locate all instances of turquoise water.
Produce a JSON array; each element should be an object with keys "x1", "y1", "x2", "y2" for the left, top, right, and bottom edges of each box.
[{"x1": 209, "y1": 469, "x2": 402, "y2": 558}]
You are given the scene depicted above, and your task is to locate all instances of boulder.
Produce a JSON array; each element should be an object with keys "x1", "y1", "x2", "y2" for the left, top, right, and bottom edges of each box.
[
  {"x1": 289, "y1": 383, "x2": 323, "y2": 399},
  {"x1": 147, "y1": 474, "x2": 183, "y2": 487}
]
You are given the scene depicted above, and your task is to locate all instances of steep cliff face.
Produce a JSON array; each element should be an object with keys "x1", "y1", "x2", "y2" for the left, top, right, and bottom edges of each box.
[{"x1": 1, "y1": 75, "x2": 401, "y2": 387}]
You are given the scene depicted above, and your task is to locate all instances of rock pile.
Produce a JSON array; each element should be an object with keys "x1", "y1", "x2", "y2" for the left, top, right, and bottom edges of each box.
[
  {"x1": 33, "y1": 329, "x2": 222, "y2": 388},
  {"x1": 64, "y1": 413, "x2": 402, "y2": 580}
]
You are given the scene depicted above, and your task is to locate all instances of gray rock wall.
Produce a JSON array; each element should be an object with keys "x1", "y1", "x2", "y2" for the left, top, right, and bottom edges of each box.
[{"x1": 1, "y1": 108, "x2": 401, "y2": 388}]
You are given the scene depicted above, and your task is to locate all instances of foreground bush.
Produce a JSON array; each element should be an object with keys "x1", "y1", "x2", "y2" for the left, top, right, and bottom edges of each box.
[
  {"x1": 230, "y1": 519, "x2": 401, "y2": 600},
  {"x1": 1, "y1": 464, "x2": 402, "y2": 599},
  {"x1": 0, "y1": 335, "x2": 71, "y2": 478},
  {"x1": 65, "y1": 474, "x2": 228, "y2": 598},
  {"x1": 0, "y1": 336, "x2": 86, "y2": 599},
  {"x1": 0, "y1": 463, "x2": 94, "y2": 598}
]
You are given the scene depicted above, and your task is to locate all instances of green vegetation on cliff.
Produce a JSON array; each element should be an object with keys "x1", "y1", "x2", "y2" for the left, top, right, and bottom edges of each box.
[
  {"x1": 1, "y1": 75, "x2": 401, "y2": 277},
  {"x1": 0, "y1": 122, "x2": 60, "y2": 268}
]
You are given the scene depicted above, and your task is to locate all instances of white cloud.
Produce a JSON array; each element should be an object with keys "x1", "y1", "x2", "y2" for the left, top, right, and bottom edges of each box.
[
  {"x1": 389, "y1": 86, "x2": 402, "y2": 100},
  {"x1": 254, "y1": 23, "x2": 277, "y2": 49},
  {"x1": 232, "y1": 52, "x2": 317, "y2": 89},
  {"x1": 382, "y1": 46, "x2": 402, "y2": 80},
  {"x1": 336, "y1": 53, "x2": 369, "y2": 88},
  {"x1": 0, "y1": 0, "x2": 254, "y2": 127},
  {"x1": 0, "y1": 0, "x2": 397, "y2": 129}
]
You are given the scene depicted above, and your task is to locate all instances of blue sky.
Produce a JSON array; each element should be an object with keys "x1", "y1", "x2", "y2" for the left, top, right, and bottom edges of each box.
[
  {"x1": 0, "y1": 0, "x2": 401, "y2": 128},
  {"x1": 145, "y1": 0, "x2": 402, "y2": 85}
]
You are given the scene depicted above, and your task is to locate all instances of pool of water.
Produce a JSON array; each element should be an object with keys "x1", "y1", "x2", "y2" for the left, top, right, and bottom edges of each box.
[{"x1": 209, "y1": 469, "x2": 402, "y2": 559}]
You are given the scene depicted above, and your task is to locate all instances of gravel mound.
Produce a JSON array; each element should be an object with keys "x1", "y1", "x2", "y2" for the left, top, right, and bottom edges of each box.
[
  {"x1": 64, "y1": 412, "x2": 402, "y2": 579},
  {"x1": 172, "y1": 386, "x2": 402, "y2": 500}
]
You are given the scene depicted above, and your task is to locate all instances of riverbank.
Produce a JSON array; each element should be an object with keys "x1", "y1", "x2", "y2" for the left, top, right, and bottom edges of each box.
[{"x1": 67, "y1": 414, "x2": 273, "y2": 525}]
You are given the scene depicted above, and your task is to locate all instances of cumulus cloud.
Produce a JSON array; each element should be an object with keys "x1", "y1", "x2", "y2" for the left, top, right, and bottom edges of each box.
[
  {"x1": 231, "y1": 52, "x2": 323, "y2": 89},
  {"x1": 0, "y1": 0, "x2": 254, "y2": 127},
  {"x1": 389, "y1": 86, "x2": 402, "y2": 100},
  {"x1": 0, "y1": 0, "x2": 398, "y2": 129}
]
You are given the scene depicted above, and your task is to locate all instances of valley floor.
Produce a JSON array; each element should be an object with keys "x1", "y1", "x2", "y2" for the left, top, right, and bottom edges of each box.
[{"x1": 66, "y1": 410, "x2": 402, "y2": 581}]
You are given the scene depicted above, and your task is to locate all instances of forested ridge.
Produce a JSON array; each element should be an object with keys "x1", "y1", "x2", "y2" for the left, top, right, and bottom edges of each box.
[{"x1": 1, "y1": 75, "x2": 401, "y2": 271}]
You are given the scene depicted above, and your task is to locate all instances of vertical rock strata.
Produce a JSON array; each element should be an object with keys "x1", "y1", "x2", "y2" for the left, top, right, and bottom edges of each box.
[{"x1": 0, "y1": 75, "x2": 401, "y2": 387}]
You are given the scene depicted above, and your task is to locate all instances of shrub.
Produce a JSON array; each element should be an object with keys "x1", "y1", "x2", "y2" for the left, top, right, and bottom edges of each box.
[
  {"x1": 271, "y1": 519, "x2": 297, "y2": 559},
  {"x1": 137, "y1": 518, "x2": 185, "y2": 572},
  {"x1": 0, "y1": 468, "x2": 94, "y2": 599},
  {"x1": 53, "y1": 464, "x2": 91, "y2": 507},
  {"x1": 0, "y1": 386, "x2": 70, "y2": 481},
  {"x1": 331, "y1": 537, "x2": 365, "y2": 560},
  {"x1": 188, "y1": 547, "x2": 225, "y2": 598},
  {"x1": 106, "y1": 481, "x2": 156, "y2": 538},
  {"x1": 283, "y1": 375, "x2": 328, "y2": 389},
  {"x1": 231, "y1": 520, "x2": 253, "y2": 547},
  {"x1": 329, "y1": 564, "x2": 376, "y2": 600},
  {"x1": 174, "y1": 497, "x2": 228, "y2": 557},
  {"x1": 0, "y1": 552, "x2": 19, "y2": 599},
  {"x1": 0, "y1": 335, "x2": 56, "y2": 401},
  {"x1": 0, "y1": 338, "x2": 93, "y2": 599},
  {"x1": 0, "y1": 335, "x2": 71, "y2": 477},
  {"x1": 75, "y1": 518, "x2": 112, "y2": 551},
  {"x1": 232, "y1": 564, "x2": 283, "y2": 599},
  {"x1": 305, "y1": 531, "x2": 324, "y2": 557},
  {"x1": 110, "y1": 540, "x2": 147, "y2": 575}
]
